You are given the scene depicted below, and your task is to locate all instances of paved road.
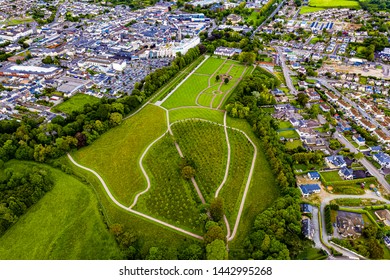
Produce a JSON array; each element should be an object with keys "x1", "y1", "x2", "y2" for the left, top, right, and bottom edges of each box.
[
  {"x1": 208, "y1": 19, "x2": 217, "y2": 37},
  {"x1": 251, "y1": 0, "x2": 286, "y2": 39},
  {"x1": 311, "y1": 206, "x2": 332, "y2": 255},
  {"x1": 334, "y1": 132, "x2": 390, "y2": 192},
  {"x1": 67, "y1": 153, "x2": 203, "y2": 240},
  {"x1": 276, "y1": 47, "x2": 297, "y2": 95}
]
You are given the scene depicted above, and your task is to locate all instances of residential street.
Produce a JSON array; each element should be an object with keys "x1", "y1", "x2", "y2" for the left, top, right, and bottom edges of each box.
[
  {"x1": 276, "y1": 47, "x2": 297, "y2": 95},
  {"x1": 334, "y1": 132, "x2": 390, "y2": 192}
]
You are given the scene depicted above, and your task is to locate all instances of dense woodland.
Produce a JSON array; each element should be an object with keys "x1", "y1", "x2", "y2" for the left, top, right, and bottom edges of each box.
[{"x1": 0, "y1": 165, "x2": 54, "y2": 236}]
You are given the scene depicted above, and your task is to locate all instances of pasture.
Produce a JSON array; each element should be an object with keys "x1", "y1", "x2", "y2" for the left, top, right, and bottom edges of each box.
[
  {"x1": 71, "y1": 104, "x2": 167, "y2": 205},
  {"x1": 309, "y1": 0, "x2": 360, "y2": 8},
  {"x1": 0, "y1": 161, "x2": 122, "y2": 260}
]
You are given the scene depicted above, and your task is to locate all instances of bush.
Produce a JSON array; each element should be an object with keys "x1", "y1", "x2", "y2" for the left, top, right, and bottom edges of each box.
[{"x1": 324, "y1": 205, "x2": 333, "y2": 235}]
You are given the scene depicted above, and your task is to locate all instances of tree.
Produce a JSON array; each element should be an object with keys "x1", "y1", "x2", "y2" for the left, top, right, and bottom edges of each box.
[
  {"x1": 239, "y1": 52, "x2": 256, "y2": 65},
  {"x1": 204, "y1": 225, "x2": 225, "y2": 244},
  {"x1": 109, "y1": 112, "x2": 123, "y2": 126},
  {"x1": 179, "y1": 244, "x2": 204, "y2": 260},
  {"x1": 354, "y1": 152, "x2": 364, "y2": 160},
  {"x1": 206, "y1": 239, "x2": 228, "y2": 260},
  {"x1": 216, "y1": 75, "x2": 220, "y2": 81},
  {"x1": 210, "y1": 197, "x2": 224, "y2": 222},
  {"x1": 224, "y1": 77, "x2": 229, "y2": 84},
  {"x1": 296, "y1": 93, "x2": 309, "y2": 107},
  {"x1": 181, "y1": 165, "x2": 196, "y2": 179}
]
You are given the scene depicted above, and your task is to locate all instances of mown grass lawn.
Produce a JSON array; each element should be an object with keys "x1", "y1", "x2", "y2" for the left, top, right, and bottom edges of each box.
[
  {"x1": 309, "y1": 0, "x2": 360, "y2": 8},
  {"x1": 278, "y1": 129, "x2": 299, "y2": 139},
  {"x1": 53, "y1": 94, "x2": 100, "y2": 114},
  {"x1": 72, "y1": 104, "x2": 167, "y2": 205},
  {"x1": 162, "y1": 74, "x2": 209, "y2": 109},
  {"x1": 135, "y1": 134, "x2": 202, "y2": 233},
  {"x1": 0, "y1": 160, "x2": 122, "y2": 260},
  {"x1": 169, "y1": 107, "x2": 224, "y2": 124},
  {"x1": 297, "y1": 245, "x2": 328, "y2": 260},
  {"x1": 278, "y1": 121, "x2": 293, "y2": 129},
  {"x1": 299, "y1": 6, "x2": 326, "y2": 14},
  {"x1": 226, "y1": 117, "x2": 279, "y2": 256},
  {"x1": 195, "y1": 56, "x2": 226, "y2": 75},
  {"x1": 286, "y1": 139, "x2": 303, "y2": 150},
  {"x1": 320, "y1": 171, "x2": 342, "y2": 182}
]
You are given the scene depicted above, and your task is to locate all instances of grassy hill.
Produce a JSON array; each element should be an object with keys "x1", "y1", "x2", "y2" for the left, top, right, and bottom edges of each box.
[{"x1": 0, "y1": 160, "x2": 122, "y2": 260}]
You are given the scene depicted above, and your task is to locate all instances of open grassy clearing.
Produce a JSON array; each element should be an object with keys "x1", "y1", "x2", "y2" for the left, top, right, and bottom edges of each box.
[
  {"x1": 61, "y1": 155, "x2": 202, "y2": 257},
  {"x1": 72, "y1": 104, "x2": 167, "y2": 205},
  {"x1": 278, "y1": 121, "x2": 293, "y2": 129},
  {"x1": 320, "y1": 171, "x2": 343, "y2": 182},
  {"x1": 286, "y1": 139, "x2": 303, "y2": 150},
  {"x1": 220, "y1": 129, "x2": 254, "y2": 224},
  {"x1": 299, "y1": 6, "x2": 326, "y2": 14},
  {"x1": 53, "y1": 94, "x2": 100, "y2": 114},
  {"x1": 162, "y1": 75, "x2": 209, "y2": 109},
  {"x1": 171, "y1": 120, "x2": 228, "y2": 202},
  {"x1": 0, "y1": 160, "x2": 122, "y2": 260},
  {"x1": 278, "y1": 129, "x2": 299, "y2": 139},
  {"x1": 197, "y1": 93, "x2": 215, "y2": 107},
  {"x1": 152, "y1": 55, "x2": 206, "y2": 102},
  {"x1": 169, "y1": 107, "x2": 224, "y2": 124},
  {"x1": 226, "y1": 117, "x2": 279, "y2": 254},
  {"x1": 195, "y1": 56, "x2": 226, "y2": 75},
  {"x1": 134, "y1": 134, "x2": 202, "y2": 233},
  {"x1": 309, "y1": 0, "x2": 360, "y2": 8},
  {"x1": 0, "y1": 17, "x2": 34, "y2": 26}
]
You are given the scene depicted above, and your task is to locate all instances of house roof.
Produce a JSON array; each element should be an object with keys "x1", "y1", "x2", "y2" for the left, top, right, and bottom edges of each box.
[
  {"x1": 340, "y1": 167, "x2": 353, "y2": 177},
  {"x1": 301, "y1": 203, "x2": 313, "y2": 213},
  {"x1": 300, "y1": 184, "x2": 321, "y2": 195},
  {"x1": 373, "y1": 152, "x2": 390, "y2": 164},
  {"x1": 308, "y1": 171, "x2": 320, "y2": 179},
  {"x1": 326, "y1": 155, "x2": 346, "y2": 167}
]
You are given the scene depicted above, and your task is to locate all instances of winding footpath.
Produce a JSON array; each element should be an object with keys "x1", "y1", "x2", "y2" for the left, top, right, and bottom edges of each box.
[{"x1": 67, "y1": 153, "x2": 203, "y2": 240}]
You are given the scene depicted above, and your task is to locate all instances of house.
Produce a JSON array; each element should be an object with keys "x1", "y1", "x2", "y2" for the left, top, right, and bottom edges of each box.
[
  {"x1": 359, "y1": 119, "x2": 376, "y2": 132},
  {"x1": 301, "y1": 203, "x2": 313, "y2": 214},
  {"x1": 299, "y1": 184, "x2": 321, "y2": 197},
  {"x1": 339, "y1": 167, "x2": 354, "y2": 180},
  {"x1": 307, "y1": 171, "x2": 320, "y2": 180},
  {"x1": 352, "y1": 134, "x2": 365, "y2": 146},
  {"x1": 326, "y1": 91, "x2": 338, "y2": 102},
  {"x1": 374, "y1": 209, "x2": 390, "y2": 226},
  {"x1": 337, "y1": 120, "x2": 352, "y2": 132},
  {"x1": 320, "y1": 103, "x2": 330, "y2": 112},
  {"x1": 369, "y1": 146, "x2": 382, "y2": 152},
  {"x1": 337, "y1": 211, "x2": 364, "y2": 239},
  {"x1": 325, "y1": 155, "x2": 347, "y2": 168},
  {"x1": 226, "y1": 14, "x2": 242, "y2": 25},
  {"x1": 301, "y1": 219, "x2": 314, "y2": 240},
  {"x1": 384, "y1": 236, "x2": 390, "y2": 248},
  {"x1": 338, "y1": 100, "x2": 351, "y2": 111},
  {"x1": 296, "y1": 127, "x2": 316, "y2": 138},
  {"x1": 214, "y1": 47, "x2": 242, "y2": 57},
  {"x1": 373, "y1": 152, "x2": 390, "y2": 168},
  {"x1": 374, "y1": 129, "x2": 390, "y2": 144}
]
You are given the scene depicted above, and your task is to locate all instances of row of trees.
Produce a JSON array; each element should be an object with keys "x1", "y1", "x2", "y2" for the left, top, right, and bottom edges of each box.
[
  {"x1": 224, "y1": 62, "x2": 310, "y2": 260},
  {"x1": 0, "y1": 165, "x2": 54, "y2": 236}
]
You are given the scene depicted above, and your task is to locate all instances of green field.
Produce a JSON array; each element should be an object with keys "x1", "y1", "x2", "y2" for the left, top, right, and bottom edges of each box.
[
  {"x1": 72, "y1": 104, "x2": 167, "y2": 205},
  {"x1": 300, "y1": 6, "x2": 326, "y2": 14},
  {"x1": 53, "y1": 94, "x2": 100, "y2": 114},
  {"x1": 286, "y1": 139, "x2": 303, "y2": 150},
  {"x1": 171, "y1": 120, "x2": 228, "y2": 202},
  {"x1": 135, "y1": 134, "x2": 202, "y2": 233},
  {"x1": 308, "y1": 0, "x2": 360, "y2": 8},
  {"x1": 278, "y1": 129, "x2": 299, "y2": 139},
  {"x1": 320, "y1": 171, "x2": 342, "y2": 182},
  {"x1": 0, "y1": 17, "x2": 35, "y2": 26},
  {"x1": 162, "y1": 57, "x2": 247, "y2": 109},
  {"x1": 278, "y1": 121, "x2": 293, "y2": 129},
  {"x1": 220, "y1": 129, "x2": 254, "y2": 224},
  {"x1": 0, "y1": 161, "x2": 122, "y2": 260},
  {"x1": 169, "y1": 107, "x2": 224, "y2": 124}
]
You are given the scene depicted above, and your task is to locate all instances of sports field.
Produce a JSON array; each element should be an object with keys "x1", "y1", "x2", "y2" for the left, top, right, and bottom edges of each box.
[
  {"x1": 53, "y1": 94, "x2": 100, "y2": 114},
  {"x1": 0, "y1": 161, "x2": 122, "y2": 260}
]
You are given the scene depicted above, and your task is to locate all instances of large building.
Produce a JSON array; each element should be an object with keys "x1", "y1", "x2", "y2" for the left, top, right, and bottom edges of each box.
[
  {"x1": 214, "y1": 47, "x2": 242, "y2": 57},
  {"x1": 0, "y1": 65, "x2": 62, "y2": 78}
]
